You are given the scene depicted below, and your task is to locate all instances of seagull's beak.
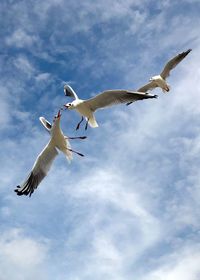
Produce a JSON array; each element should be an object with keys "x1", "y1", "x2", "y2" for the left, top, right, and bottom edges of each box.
[
  {"x1": 60, "y1": 104, "x2": 68, "y2": 111},
  {"x1": 63, "y1": 104, "x2": 69, "y2": 109},
  {"x1": 57, "y1": 110, "x2": 61, "y2": 118}
]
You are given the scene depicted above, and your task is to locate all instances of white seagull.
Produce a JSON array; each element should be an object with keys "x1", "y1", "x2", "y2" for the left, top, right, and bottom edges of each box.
[
  {"x1": 39, "y1": 116, "x2": 87, "y2": 141},
  {"x1": 63, "y1": 85, "x2": 157, "y2": 130},
  {"x1": 14, "y1": 110, "x2": 84, "y2": 197},
  {"x1": 126, "y1": 49, "x2": 192, "y2": 105}
]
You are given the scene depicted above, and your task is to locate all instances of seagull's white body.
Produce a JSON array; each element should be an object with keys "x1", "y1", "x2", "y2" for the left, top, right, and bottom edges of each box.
[
  {"x1": 15, "y1": 111, "x2": 72, "y2": 197},
  {"x1": 137, "y1": 49, "x2": 192, "y2": 94},
  {"x1": 50, "y1": 116, "x2": 72, "y2": 159},
  {"x1": 69, "y1": 99, "x2": 98, "y2": 128},
  {"x1": 149, "y1": 75, "x2": 170, "y2": 92},
  {"x1": 63, "y1": 85, "x2": 157, "y2": 129}
]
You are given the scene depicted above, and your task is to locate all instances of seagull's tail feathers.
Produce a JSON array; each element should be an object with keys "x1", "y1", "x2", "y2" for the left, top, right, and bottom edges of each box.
[
  {"x1": 88, "y1": 115, "x2": 99, "y2": 128},
  {"x1": 61, "y1": 147, "x2": 73, "y2": 162}
]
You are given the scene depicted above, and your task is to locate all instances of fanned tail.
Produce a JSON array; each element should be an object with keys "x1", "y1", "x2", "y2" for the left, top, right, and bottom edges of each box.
[{"x1": 88, "y1": 115, "x2": 98, "y2": 128}]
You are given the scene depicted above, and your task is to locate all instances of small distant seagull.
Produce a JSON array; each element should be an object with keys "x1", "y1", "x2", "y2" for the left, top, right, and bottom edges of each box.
[
  {"x1": 63, "y1": 85, "x2": 157, "y2": 130},
  {"x1": 126, "y1": 49, "x2": 192, "y2": 105},
  {"x1": 14, "y1": 111, "x2": 84, "y2": 197}
]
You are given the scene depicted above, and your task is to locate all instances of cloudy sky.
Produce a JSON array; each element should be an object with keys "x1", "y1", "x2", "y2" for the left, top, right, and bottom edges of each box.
[{"x1": 1, "y1": 0, "x2": 200, "y2": 279}]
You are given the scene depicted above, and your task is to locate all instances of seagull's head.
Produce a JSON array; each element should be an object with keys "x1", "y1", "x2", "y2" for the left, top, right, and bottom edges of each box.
[
  {"x1": 149, "y1": 75, "x2": 158, "y2": 82},
  {"x1": 53, "y1": 110, "x2": 61, "y2": 123},
  {"x1": 63, "y1": 102, "x2": 75, "y2": 110}
]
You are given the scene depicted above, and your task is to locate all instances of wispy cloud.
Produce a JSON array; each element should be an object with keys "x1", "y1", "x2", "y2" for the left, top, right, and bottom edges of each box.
[
  {"x1": 0, "y1": 0, "x2": 200, "y2": 279},
  {"x1": 5, "y1": 29, "x2": 38, "y2": 48},
  {"x1": 0, "y1": 228, "x2": 49, "y2": 280},
  {"x1": 142, "y1": 244, "x2": 200, "y2": 280}
]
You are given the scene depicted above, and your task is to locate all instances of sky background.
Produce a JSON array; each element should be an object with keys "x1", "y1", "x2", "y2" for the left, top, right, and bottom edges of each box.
[{"x1": 0, "y1": 0, "x2": 200, "y2": 279}]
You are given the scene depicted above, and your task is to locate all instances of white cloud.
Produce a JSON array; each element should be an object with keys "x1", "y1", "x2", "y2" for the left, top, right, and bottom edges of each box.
[
  {"x1": 13, "y1": 55, "x2": 36, "y2": 76},
  {"x1": 35, "y1": 73, "x2": 51, "y2": 82},
  {"x1": 0, "y1": 228, "x2": 49, "y2": 280},
  {"x1": 5, "y1": 29, "x2": 38, "y2": 48},
  {"x1": 142, "y1": 245, "x2": 200, "y2": 280},
  {"x1": 0, "y1": 86, "x2": 12, "y2": 128}
]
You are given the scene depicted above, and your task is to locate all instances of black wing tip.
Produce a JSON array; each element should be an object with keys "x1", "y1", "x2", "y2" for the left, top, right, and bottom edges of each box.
[
  {"x1": 187, "y1": 48, "x2": 192, "y2": 53},
  {"x1": 14, "y1": 172, "x2": 36, "y2": 197},
  {"x1": 181, "y1": 49, "x2": 192, "y2": 56},
  {"x1": 126, "y1": 94, "x2": 157, "y2": 105},
  {"x1": 14, "y1": 189, "x2": 33, "y2": 197},
  {"x1": 144, "y1": 93, "x2": 158, "y2": 99},
  {"x1": 14, "y1": 186, "x2": 25, "y2": 196},
  {"x1": 14, "y1": 186, "x2": 20, "y2": 194},
  {"x1": 14, "y1": 187, "x2": 32, "y2": 197},
  {"x1": 14, "y1": 185, "x2": 20, "y2": 192}
]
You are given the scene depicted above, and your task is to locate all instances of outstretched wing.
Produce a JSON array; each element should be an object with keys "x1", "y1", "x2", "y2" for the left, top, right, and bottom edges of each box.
[
  {"x1": 14, "y1": 142, "x2": 58, "y2": 197},
  {"x1": 84, "y1": 90, "x2": 157, "y2": 112},
  {"x1": 39, "y1": 117, "x2": 52, "y2": 133},
  {"x1": 64, "y1": 85, "x2": 78, "y2": 100},
  {"x1": 137, "y1": 81, "x2": 158, "y2": 92},
  {"x1": 126, "y1": 82, "x2": 158, "y2": 106},
  {"x1": 160, "y1": 49, "x2": 192, "y2": 79}
]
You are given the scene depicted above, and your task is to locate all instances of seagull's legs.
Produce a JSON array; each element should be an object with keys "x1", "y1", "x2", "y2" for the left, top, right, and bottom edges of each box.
[
  {"x1": 76, "y1": 116, "x2": 84, "y2": 130},
  {"x1": 85, "y1": 119, "x2": 89, "y2": 130},
  {"x1": 67, "y1": 148, "x2": 84, "y2": 157}
]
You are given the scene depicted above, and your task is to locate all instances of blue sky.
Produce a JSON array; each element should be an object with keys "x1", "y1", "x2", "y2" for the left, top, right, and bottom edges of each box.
[{"x1": 1, "y1": 0, "x2": 200, "y2": 279}]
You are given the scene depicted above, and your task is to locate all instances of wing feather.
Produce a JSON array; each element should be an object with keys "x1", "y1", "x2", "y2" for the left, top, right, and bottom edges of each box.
[
  {"x1": 160, "y1": 49, "x2": 192, "y2": 79},
  {"x1": 14, "y1": 142, "x2": 58, "y2": 197},
  {"x1": 84, "y1": 90, "x2": 157, "y2": 112},
  {"x1": 137, "y1": 81, "x2": 158, "y2": 92},
  {"x1": 39, "y1": 117, "x2": 52, "y2": 132},
  {"x1": 64, "y1": 85, "x2": 78, "y2": 100}
]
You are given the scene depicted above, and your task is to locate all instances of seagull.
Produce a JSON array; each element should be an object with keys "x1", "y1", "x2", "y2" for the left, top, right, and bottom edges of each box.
[
  {"x1": 126, "y1": 49, "x2": 192, "y2": 105},
  {"x1": 39, "y1": 116, "x2": 87, "y2": 141},
  {"x1": 14, "y1": 110, "x2": 84, "y2": 197},
  {"x1": 63, "y1": 85, "x2": 157, "y2": 130}
]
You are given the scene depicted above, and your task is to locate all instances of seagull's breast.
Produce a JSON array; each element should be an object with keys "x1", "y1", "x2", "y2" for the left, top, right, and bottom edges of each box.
[
  {"x1": 55, "y1": 134, "x2": 68, "y2": 151},
  {"x1": 51, "y1": 126, "x2": 66, "y2": 149},
  {"x1": 75, "y1": 101, "x2": 92, "y2": 118},
  {"x1": 152, "y1": 75, "x2": 167, "y2": 88}
]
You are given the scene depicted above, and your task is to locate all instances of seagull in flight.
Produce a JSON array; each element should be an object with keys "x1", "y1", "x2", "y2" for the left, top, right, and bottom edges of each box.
[
  {"x1": 39, "y1": 116, "x2": 87, "y2": 141},
  {"x1": 14, "y1": 110, "x2": 85, "y2": 197},
  {"x1": 126, "y1": 49, "x2": 192, "y2": 105},
  {"x1": 63, "y1": 85, "x2": 157, "y2": 130}
]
